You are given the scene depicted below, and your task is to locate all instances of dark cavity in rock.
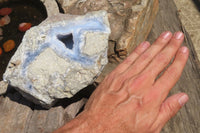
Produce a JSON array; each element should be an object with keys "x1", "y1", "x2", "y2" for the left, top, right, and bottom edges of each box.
[{"x1": 57, "y1": 33, "x2": 74, "y2": 50}]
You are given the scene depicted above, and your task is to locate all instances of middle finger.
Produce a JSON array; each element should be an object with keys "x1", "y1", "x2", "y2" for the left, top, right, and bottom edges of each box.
[
  {"x1": 121, "y1": 31, "x2": 172, "y2": 80},
  {"x1": 141, "y1": 31, "x2": 184, "y2": 80}
]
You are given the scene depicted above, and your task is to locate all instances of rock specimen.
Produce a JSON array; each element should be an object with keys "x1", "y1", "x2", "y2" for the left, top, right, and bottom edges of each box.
[
  {"x1": 3, "y1": 11, "x2": 110, "y2": 107},
  {"x1": 57, "y1": 0, "x2": 159, "y2": 54},
  {"x1": 57, "y1": 0, "x2": 159, "y2": 82},
  {"x1": 0, "y1": 81, "x2": 8, "y2": 95}
]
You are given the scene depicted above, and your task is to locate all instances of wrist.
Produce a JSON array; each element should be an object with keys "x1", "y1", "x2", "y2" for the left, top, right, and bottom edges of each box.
[{"x1": 54, "y1": 111, "x2": 92, "y2": 133}]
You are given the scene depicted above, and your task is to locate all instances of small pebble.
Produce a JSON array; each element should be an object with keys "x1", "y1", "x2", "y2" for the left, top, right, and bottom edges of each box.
[
  {"x1": 0, "y1": 8, "x2": 12, "y2": 16},
  {"x1": 0, "y1": 15, "x2": 11, "y2": 26},
  {"x1": 18, "y1": 22, "x2": 32, "y2": 32},
  {"x1": 3, "y1": 40, "x2": 15, "y2": 52}
]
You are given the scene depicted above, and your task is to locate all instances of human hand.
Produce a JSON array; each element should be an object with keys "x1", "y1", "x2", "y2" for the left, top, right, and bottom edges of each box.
[{"x1": 55, "y1": 31, "x2": 189, "y2": 133}]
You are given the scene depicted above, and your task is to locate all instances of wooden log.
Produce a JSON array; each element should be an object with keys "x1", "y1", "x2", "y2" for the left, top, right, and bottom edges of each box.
[
  {"x1": 0, "y1": 93, "x2": 33, "y2": 133},
  {"x1": 173, "y1": 0, "x2": 200, "y2": 67},
  {"x1": 147, "y1": 0, "x2": 200, "y2": 132},
  {"x1": 0, "y1": 90, "x2": 87, "y2": 133}
]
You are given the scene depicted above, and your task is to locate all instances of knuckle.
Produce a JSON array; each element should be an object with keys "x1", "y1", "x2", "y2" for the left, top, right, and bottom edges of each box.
[
  {"x1": 140, "y1": 52, "x2": 151, "y2": 61},
  {"x1": 123, "y1": 56, "x2": 133, "y2": 65},
  {"x1": 155, "y1": 36, "x2": 168, "y2": 44},
  {"x1": 134, "y1": 47, "x2": 142, "y2": 56},
  {"x1": 170, "y1": 41, "x2": 179, "y2": 49},
  {"x1": 156, "y1": 53, "x2": 169, "y2": 66},
  {"x1": 126, "y1": 73, "x2": 149, "y2": 92},
  {"x1": 166, "y1": 67, "x2": 179, "y2": 80},
  {"x1": 107, "y1": 73, "x2": 129, "y2": 92},
  {"x1": 165, "y1": 102, "x2": 177, "y2": 118},
  {"x1": 115, "y1": 73, "x2": 128, "y2": 85},
  {"x1": 171, "y1": 36, "x2": 183, "y2": 44},
  {"x1": 115, "y1": 89, "x2": 130, "y2": 103}
]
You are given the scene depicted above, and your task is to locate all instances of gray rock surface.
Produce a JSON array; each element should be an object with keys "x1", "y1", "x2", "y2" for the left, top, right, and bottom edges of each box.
[
  {"x1": 57, "y1": 0, "x2": 159, "y2": 54},
  {"x1": 3, "y1": 11, "x2": 110, "y2": 107},
  {"x1": 0, "y1": 81, "x2": 8, "y2": 95},
  {"x1": 41, "y1": 0, "x2": 60, "y2": 16}
]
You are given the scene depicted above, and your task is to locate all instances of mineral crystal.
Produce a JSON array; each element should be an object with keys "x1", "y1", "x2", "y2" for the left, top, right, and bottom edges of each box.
[{"x1": 3, "y1": 11, "x2": 110, "y2": 107}]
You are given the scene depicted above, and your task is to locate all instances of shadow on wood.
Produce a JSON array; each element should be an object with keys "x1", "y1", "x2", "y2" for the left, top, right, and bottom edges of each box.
[
  {"x1": 192, "y1": 0, "x2": 200, "y2": 11},
  {"x1": 3, "y1": 83, "x2": 96, "y2": 110}
]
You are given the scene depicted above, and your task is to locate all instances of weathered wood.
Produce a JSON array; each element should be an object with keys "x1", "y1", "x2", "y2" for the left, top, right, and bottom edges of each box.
[
  {"x1": 147, "y1": 0, "x2": 200, "y2": 132},
  {"x1": 174, "y1": 0, "x2": 200, "y2": 63},
  {"x1": 0, "y1": 90, "x2": 88, "y2": 133},
  {"x1": 0, "y1": 0, "x2": 200, "y2": 132},
  {"x1": 0, "y1": 92, "x2": 33, "y2": 133}
]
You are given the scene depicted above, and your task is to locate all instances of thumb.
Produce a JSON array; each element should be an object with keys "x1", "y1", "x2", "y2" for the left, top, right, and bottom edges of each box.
[{"x1": 154, "y1": 93, "x2": 189, "y2": 130}]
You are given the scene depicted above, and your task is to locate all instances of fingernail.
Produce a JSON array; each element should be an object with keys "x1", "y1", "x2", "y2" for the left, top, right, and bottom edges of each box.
[
  {"x1": 160, "y1": 31, "x2": 171, "y2": 39},
  {"x1": 174, "y1": 32, "x2": 183, "y2": 40},
  {"x1": 178, "y1": 95, "x2": 189, "y2": 106},
  {"x1": 181, "y1": 47, "x2": 188, "y2": 53},
  {"x1": 140, "y1": 41, "x2": 150, "y2": 48}
]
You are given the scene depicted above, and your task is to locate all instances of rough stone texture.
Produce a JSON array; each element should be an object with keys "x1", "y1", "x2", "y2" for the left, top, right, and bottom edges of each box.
[
  {"x1": 57, "y1": 0, "x2": 159, "y2": 54},
  {"x1": 41, "y1": 0, "x2": 60, "y2": 16},
  {"x1": 174, "y1": 0, "x2": 200, "y2": 63},
  {"x1": 57, "y1": 0, "x2": 159, "y2": 82},
  {"x1": 0, "y1": 81, "x2": 8, "y2": 95},
  {"x1": 3, "y1": 11, "x2": 110, "y2": 107}
]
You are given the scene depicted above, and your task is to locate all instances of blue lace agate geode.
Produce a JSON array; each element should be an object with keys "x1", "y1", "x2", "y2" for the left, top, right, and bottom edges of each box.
[{"x1": 3, "y1": 11, "x2": 110, "y2": 108}]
